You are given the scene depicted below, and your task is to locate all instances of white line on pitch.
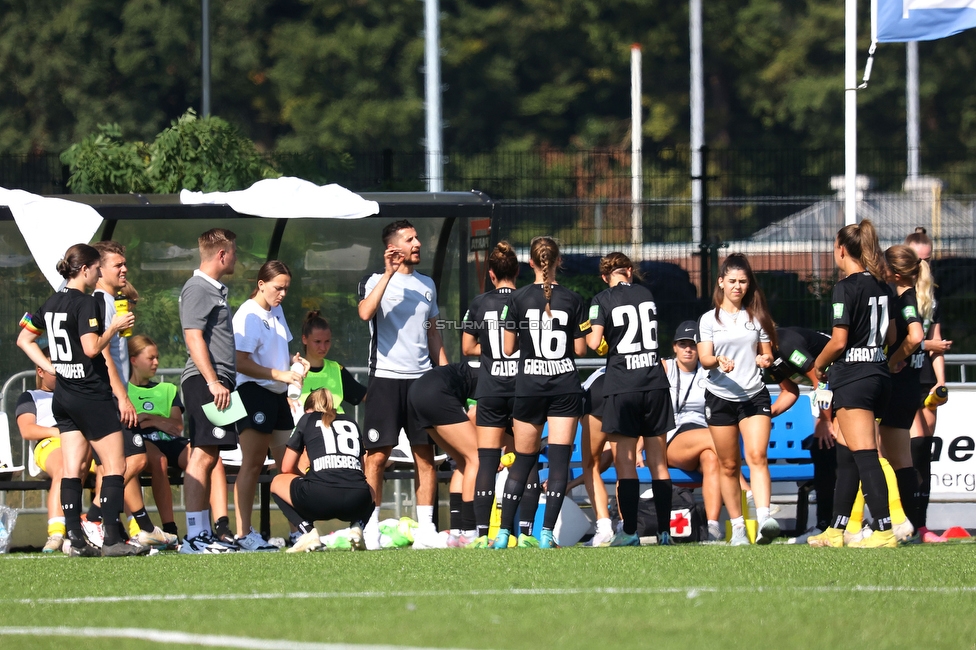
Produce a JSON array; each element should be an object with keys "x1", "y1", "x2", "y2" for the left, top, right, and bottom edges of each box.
[
  {"x1": 0, "y1": 626, "x2": 468, "y2": 650},
  {"x1": 3, "y1": 585, "x2": 976, "y2": 607}
]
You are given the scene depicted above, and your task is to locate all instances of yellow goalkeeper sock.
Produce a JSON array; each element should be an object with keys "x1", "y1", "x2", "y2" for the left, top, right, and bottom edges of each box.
[
  {"x1": 847, "y1": 488, "x2": 864, "y2": 534},
  {"x1": 880, "y1": 457, "x2": 906, "y2": 525}
]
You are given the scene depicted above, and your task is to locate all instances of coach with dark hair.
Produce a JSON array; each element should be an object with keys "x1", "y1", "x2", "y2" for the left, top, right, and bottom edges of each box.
[{"x1": 358, "y1": 220, "x2": 447, "y2": 549}]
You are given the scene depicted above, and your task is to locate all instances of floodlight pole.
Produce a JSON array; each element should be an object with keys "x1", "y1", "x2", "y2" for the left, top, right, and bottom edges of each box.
[
  {"x1": 202, "y1": 0, "x2": 211, "y2": 116},
  {"x1": 424, "y1": 0, "x2": 443, "y2": 192},
  {"x1": 907, "y1": 41, "x2": 920, "y2": 179},
  {"x1": 631, "y1": 44, "x2": 643, "y2": 261},
  {"x1": 844, "y1": 0, "x2": 857, "y2": 225},
  {"x1": 690, "y1": 0, "x2": 704, "y2": 244}
]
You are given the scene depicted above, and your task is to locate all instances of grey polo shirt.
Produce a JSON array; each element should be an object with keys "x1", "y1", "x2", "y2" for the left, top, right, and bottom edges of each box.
[{"x1": 179, "y1": 269, "x2": 236, "y2": 384}]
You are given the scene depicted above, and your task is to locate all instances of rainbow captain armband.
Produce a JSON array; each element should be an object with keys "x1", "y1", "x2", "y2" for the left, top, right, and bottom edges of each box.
[{"x1": 19, "y1": 312, "x2": 42, "y2": 335}]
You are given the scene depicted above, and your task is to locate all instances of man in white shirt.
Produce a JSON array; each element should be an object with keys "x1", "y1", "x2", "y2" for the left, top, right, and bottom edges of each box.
[{"x1": 358, "y1": 220, "x2": 447, "y2": 548}]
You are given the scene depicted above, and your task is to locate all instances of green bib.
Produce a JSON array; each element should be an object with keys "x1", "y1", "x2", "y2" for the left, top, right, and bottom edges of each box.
[
  {"x1": 301, "y1": 359, "x2": 346, "y2": 414},
  {"x1": 127, "y1": 381, "x2": 178, "y2": 417}
]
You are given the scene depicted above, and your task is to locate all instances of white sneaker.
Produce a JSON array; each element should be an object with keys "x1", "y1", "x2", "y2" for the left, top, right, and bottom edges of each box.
[
  {"x1": 892, "y1": 519, "x2": 915, "y2": 543},
  {"x1": 81, "y1": 518, "x2": 104, "y2": 548},
  {"x1": 412, "y1": 526, "x2": 447, "y2": 549},
  {"x1": 756, "y1": 517, "x2": 780, "y2": 545},
  {"x1": 589, "y1": 529, "x2": 613, "y2": 547},
  {"x1": 729, "y1": 525, "x2": 750, "y2": 546},
  {"x1": 285, "y1": 528, "x2": 322, "y2": 553},
  {"x1": 788, "y1": 526, "x2": 823, "y2": 544},
  {"x1": 236, "y1": 528, "x2": 279, "y2": 552},
  {"x1": 137, "y1": 526, "x2": 178, "y2": 549}
]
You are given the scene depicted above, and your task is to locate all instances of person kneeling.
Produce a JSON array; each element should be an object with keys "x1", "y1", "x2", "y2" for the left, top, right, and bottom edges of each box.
[{"x1": 271, "y1": 389, "x2": 375, "y2": 553}]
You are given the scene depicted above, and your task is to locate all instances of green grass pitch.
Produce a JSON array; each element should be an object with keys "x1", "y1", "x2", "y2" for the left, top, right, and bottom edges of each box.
[{"x1": 1, "y1": 544, "x2": 975, "y2": 649}]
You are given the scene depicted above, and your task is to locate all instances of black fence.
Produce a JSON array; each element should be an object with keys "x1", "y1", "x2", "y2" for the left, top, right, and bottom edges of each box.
[{"x1": 3, "y1": 149, "x2": 975, "y2": 354}]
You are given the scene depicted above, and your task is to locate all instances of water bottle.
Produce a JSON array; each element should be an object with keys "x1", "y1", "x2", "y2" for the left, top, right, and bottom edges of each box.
[
  {"x1": 924, "y1": 386, "x2": 948, "y2": 410},
  {"x1": 286, "y1": 361, "x2": 305, "y2": 399},
  {"x1": 114, "y1": 293, "x2": 132, "y2": 337}
]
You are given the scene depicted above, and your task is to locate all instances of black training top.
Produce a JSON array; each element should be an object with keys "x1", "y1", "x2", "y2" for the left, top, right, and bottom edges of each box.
[
  {"x1": 287, "y1": 413, "x2": 369, "y2": 488},
  {"x1": 769, "y1": 326, "x2": 830, "y2": 382},
  {"x1": 31, "y1": 287, "x2": 111, "y2": 398},
  {"x1": 504, "y1": 283, "x2": 589, "y2": 396},
  {"x1": 890, "y1": 286, "x2": 923, "y2": 383},
  {"x1": 590, "y1": 282, "x2": 669, "y2": 395},
  {"x1": 915, "y1": 297, "x2": 941, "y2": 385},
  {"x1": 827, "y1": 271, "x2": 893, "y2": 390},
  {"x1": 463, "y1": 287, "x2": 518, "y2": 398}
]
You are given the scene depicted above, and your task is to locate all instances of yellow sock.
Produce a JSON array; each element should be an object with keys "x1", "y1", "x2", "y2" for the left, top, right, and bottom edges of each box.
[
  {"x1": 48, "y1": 519, "x2": 66, "y2": 537},
  {"x1": 128, "y1": 516, "x2": 141, "y2": 539},
  {"x1": 880, "y1": 457, "x2": 906, "y2": 525},
  {"x1": 847, "y1": 487, "x2": 864, "y2": 534}
]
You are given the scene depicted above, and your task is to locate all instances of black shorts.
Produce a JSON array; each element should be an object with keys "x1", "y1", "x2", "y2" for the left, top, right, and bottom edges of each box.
[
  {"x1": 602, "y1": 389, "x2": 675, "y2": 439},
  {"x1": 145, "y1": 434, "x2": 190, "y2": 468},
  {"x1": 513, "y1": 393, "x2": 583, "y2": 425},
  {"x1": 583, "y1": 373, "x2": 608, "y2": 419},
  {"x1": 667, "y1": 422, "x2": 707, "y2": 444},
  {"x1": 475, "y1": 396, "x2": 515, "y2": 428},
  {"x1": 704, "y1": 387, "x2": 772, "y2": 427},
  {"x1": 362, "y1": 376, "x2": 428, "y2": 449},
  {"x1": 880, "y1": 374, "x2": 921, "y2": 429},
  {"x1": 290, "y1": 478, "x2": 374, "y2": 524},
  {"x1": 237, "y1": 382, "x2": 295, "y2": 433},
  {"x1": 53, "y1": 391, "x2": 121, "y2": 442},
  {"x1": 409, "y1": 391, "x2": 468, "y2": 431},
  {"x1": 832, "y1": 374, "x2": 891, "y2": 417},
  {"x1": 180, "y1": 374, "x2": 239, "y2": 450}
]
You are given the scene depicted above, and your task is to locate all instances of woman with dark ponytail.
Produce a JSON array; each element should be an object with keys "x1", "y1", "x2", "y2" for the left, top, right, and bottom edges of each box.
[
  {"x1": 697, "y1": 253, "x2": 779, "y2": 546},
  {"x1": 810, "y1": 219, "x2": 898, "y2": 548},
  {"x1": 494, "y1": 236, "x2": 590, "y2": 549},
  {"x1": 17, "y1": 244, "x2": 143, "y2": 557},
  {"x1": 462, "y1": 241, "x2": 542, "y2": 547}
]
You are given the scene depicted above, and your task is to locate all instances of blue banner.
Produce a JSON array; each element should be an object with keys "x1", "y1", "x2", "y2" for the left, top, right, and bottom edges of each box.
[{"x1": 876, "y1": 0, "x2": 976, "y2": 42}]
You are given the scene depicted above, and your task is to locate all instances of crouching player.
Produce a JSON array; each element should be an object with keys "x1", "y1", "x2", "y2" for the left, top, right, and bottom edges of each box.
[{"x1": 272, "y1": 389, "x2": 375, "y2": 552}]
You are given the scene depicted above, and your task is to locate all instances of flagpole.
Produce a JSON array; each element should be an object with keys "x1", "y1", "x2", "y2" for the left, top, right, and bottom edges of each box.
[{"x1": 845, "y1": 0, "x2": 857, "y2": 225}]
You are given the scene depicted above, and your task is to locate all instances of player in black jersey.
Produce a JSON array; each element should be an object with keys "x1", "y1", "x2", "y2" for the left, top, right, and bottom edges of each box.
[
  {"x1": 271, "y1": 389, "x2": 374, "y2": 552},
  {"x1": 17, "y1": 244, "x2": 146, "y2": 557},
  {"x1": 811, "y1": 219, "x2": 898, "y2": 548},
  {"x1": 876, "y1": 245, "x2": 927, "y2": 540},
  {"x1": 586, "y1": 252, "x2": 675, "y2": 546},
  {"x1": 494, "y1": 236, "x2": 590, "y2": 549},
  {"x1": 407, "y1": 363, "x2": 480, "y2": 546},
  {"x1": 767, "y1": 326, "x2": 838, "y2": 538},
  {"x1": 905, "y1": 228, "x2": 953, "y2": 542},
  {"x1": 461, "y1": 241, "x2": 524, "y2": 546}
]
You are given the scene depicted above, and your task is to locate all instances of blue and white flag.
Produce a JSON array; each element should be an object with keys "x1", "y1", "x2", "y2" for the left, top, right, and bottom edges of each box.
[{"x1": 874, "y1": 0, "x2": 976, "y2": 42}]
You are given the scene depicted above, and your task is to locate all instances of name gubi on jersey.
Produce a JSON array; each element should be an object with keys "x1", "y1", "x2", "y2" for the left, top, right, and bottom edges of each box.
[{"x1": 491, "y1": 359, "x2": 519, "y2": 377}]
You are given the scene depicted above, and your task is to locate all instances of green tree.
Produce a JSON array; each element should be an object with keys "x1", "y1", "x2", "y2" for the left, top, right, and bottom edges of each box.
[{"x1": 62, "y1": 109, "x2": 278, "y2": 193}]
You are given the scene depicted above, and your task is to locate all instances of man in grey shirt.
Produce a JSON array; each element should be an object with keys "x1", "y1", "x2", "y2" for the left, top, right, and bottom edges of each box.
[{"x1": 178, "y1": 228, "x2": 240, "y2": 554}]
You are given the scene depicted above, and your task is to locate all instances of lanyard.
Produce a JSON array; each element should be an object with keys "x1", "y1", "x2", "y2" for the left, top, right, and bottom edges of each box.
[{"x1": 675, "y1": 364, "x2": 699, "y2": 413}]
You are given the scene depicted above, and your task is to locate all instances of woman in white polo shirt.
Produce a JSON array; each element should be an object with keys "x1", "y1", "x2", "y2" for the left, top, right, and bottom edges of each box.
[
  {"x1": 233, "y1": 260, "x2": 307, "y2": 551},
  {"x1": 697, "y1": 253, "x2": 779, "y2": 546}
]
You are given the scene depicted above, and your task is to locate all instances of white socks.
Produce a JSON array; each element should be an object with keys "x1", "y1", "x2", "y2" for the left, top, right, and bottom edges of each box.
[
  {"x1": 416, "y1": 505, "x2": 434, "y2": 530},
  {"x1": 757, "y1": 507, "x2": 770, "y2": 523}
]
